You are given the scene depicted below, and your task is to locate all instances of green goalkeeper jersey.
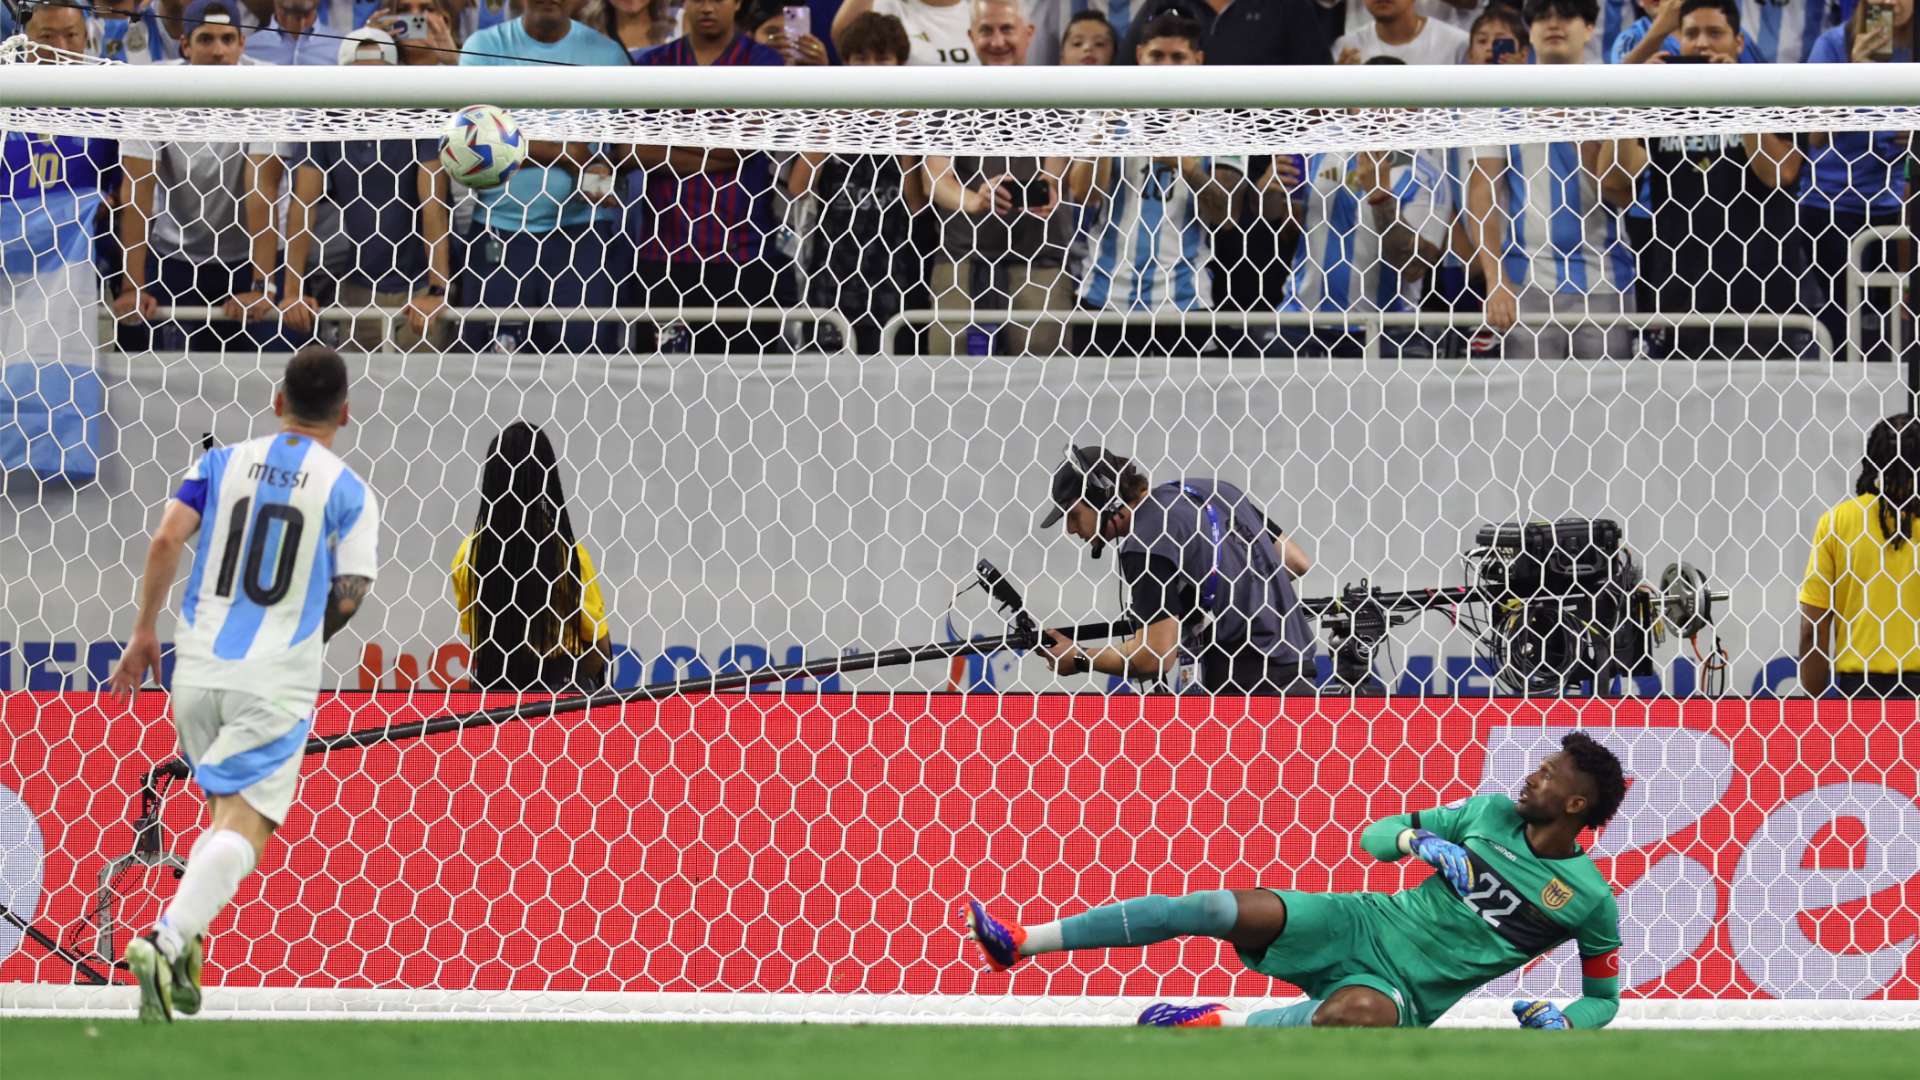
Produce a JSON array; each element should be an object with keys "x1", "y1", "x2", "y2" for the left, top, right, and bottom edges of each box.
[{"x1": 1357, "y1": 794, "x2": 1623, "y2": 1027}]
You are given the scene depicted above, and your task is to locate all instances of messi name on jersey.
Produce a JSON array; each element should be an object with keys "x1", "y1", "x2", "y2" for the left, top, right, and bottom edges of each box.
[{"x1": 248, "y1": 461, "x2": 313, "y2": 490}]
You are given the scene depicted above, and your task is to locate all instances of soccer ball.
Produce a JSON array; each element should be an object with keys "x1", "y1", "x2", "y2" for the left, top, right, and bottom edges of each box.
[{"x1": 438, "y1": 104, "x2": 525, "y2": 190}]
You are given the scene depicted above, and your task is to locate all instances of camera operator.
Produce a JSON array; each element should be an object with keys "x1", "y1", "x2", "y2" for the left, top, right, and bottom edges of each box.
[{"x1": 1036, "y1": 446, "x2": 1318, "y2": 694}]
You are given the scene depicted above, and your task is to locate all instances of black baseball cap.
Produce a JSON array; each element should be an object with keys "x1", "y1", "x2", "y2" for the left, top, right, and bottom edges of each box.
[{"x1": 1038, "y1": 445, "x2": 1124, "y2": 529}]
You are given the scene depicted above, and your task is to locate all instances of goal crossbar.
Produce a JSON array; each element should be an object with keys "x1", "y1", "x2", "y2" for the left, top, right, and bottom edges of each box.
[{"x1": 2, "y1": 61, "x2": 1917, "y2": 110}]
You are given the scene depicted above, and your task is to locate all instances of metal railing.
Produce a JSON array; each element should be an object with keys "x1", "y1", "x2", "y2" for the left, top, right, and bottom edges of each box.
[
  {"x1": 1847, "y1": 225, "x2": 1914, "y2": 365},
  {"x1": 100, "y1": 305, "x2": 856, "y2": 355},
  {"x1": 876, "y1": 308, "x2": 1837, "y2": 361}
]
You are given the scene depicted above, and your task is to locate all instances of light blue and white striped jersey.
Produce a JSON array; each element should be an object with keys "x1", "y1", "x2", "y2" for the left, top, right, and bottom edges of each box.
[
  {"x1": 1740, "y1": 0, "x2": 1830, "y2": 62},
  {"x1": 1473, "y1": 141, "x2": 1634, "y2": 297},
  {"x1": 1282, "y1": 150, "x2": 1451, "y2": 315},
  {"x1": 1593, "y1": 0, "x2": 1636, "y2": 64},
  {"x1": 1078, "y1": 155, "x2": 1244, "y2": 312},
  {"x1": 173, "y1": 433, "x2": 380, "y2": 716}
]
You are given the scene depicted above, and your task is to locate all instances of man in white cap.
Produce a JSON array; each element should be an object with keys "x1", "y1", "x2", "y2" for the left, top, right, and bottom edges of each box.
[{"x1": 337, "y1": 22, "x2": 402, "y2": 63}]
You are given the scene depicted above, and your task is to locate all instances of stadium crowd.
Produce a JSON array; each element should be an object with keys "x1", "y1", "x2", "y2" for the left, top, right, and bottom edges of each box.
[{"x1": 0, "y1": 0, "x2": 1912, "y2": 362}]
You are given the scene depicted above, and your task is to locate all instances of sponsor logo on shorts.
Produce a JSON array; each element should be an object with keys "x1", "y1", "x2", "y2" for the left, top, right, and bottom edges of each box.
[{"x1": 1540, "y1": 877, "x2": 1574, "y2": 910}]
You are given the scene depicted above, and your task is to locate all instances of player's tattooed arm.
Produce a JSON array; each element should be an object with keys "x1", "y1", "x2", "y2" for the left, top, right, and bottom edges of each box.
[{"x1": 323, "y1": 576, "x2": 374, "y2": 643}]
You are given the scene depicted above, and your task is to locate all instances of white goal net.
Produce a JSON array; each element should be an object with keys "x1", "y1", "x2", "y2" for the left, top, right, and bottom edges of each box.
[{"x1": 0, "y1": 54, "x2": 1917, "y2": 1025}]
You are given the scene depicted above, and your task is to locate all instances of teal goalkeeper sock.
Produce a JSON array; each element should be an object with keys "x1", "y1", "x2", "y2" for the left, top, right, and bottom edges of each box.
[
  {"x1": 1053, "y1": 891, "x2": 1238, "y2": 951},
  {"x1": 1245, "y1": 1000, "x2": 1321, "y2": 1028}
]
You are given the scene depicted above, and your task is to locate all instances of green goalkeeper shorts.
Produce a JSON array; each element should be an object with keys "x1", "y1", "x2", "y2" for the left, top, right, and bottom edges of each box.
[{"x1": 1233, "y1": 890, "x2": 1426, "y2": 1027}]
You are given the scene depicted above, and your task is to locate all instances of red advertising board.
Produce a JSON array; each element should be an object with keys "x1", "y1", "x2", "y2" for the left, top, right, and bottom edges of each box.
[{"x1": 1, "y1": 693, "x2": 1915, "y2": 1002}]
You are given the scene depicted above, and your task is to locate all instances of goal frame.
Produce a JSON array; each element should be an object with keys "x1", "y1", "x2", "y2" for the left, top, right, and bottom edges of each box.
[{"x1": 1, "y1": 61, "x2": 1918, "y2": 110}]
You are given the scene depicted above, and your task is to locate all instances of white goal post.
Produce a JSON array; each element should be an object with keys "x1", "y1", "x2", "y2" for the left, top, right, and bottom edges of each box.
[
  {"x1": 3, "y1": 59, "x2": 1920, "y2": 108},
  {"x1": 1, "y1": 59, "x2": 1918, "y2": 1027}
]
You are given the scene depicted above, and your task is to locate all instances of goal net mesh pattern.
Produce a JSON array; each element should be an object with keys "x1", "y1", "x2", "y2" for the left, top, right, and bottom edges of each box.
[{"x1": 0, "y1": 59, "x2": 1916, "y2": 1020}]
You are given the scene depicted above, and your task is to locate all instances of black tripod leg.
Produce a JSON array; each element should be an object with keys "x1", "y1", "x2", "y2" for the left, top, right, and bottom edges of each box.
[{"x1": 0, "y1": 902, "x2": 112, "y2": 985}]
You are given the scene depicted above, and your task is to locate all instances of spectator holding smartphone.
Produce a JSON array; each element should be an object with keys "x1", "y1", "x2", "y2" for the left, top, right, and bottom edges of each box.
[
  {"x1": 922, "y1": 0, "x2": 1073, "y2": 356},
  {"x1": 370, "y1": 0, "x2": 464, "y2": 65},
  {"x1": 744, "y1": 0, "x2": 831, "y2": 63},
  {"x1": 1466, "y1": 4, "x2": 1530, "y2": 62},
  {"x1": 1794, "y1": 0, "x2": 1911, "y2": 362},
  {"x1": 1608, "y1": 0, "x2": 1761, "y2": 353},
  {"x1": 1611, "y1": 0, "x2": 1763, "y2": 62}
]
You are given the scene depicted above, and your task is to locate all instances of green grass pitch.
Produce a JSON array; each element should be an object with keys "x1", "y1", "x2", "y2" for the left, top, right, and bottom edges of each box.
[{"x1": 4, "y1": 1018, "x2": 1918, "y2": 1080}]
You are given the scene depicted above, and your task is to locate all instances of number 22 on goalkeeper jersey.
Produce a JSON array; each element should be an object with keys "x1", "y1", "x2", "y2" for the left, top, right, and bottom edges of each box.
[
  {"x1": 1391, "y1": 794, "x2": 1623, "y2": 1019},
  {"x1": 172, "y1": 432, "x2": 379, "y2": 717}
]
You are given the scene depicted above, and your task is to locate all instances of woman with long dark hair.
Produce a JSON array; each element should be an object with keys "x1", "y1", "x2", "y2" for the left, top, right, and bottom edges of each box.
[
  {"x1": 450, "y1": 421, "x2": 612, "y2": 692},
  {"x1": 1799, "y1": 414, "x2": 1920, "y2": 698},
  {"x1": 581, "y1": 0, "x2": 675, "y2": 57}
]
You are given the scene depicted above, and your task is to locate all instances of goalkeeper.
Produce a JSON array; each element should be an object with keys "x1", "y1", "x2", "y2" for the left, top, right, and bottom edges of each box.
[{"x1": 962, "y1": 732, "x2": 1626, "y2": 1030}]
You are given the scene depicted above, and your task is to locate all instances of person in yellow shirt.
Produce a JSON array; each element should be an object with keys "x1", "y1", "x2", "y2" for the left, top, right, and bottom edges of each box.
[
  {"x1": 451, "y1": 421, "x2": 612, "y2": 692},
  {"x1": 1799, "y1": 414, "x2": 1920, "y2": 698}
]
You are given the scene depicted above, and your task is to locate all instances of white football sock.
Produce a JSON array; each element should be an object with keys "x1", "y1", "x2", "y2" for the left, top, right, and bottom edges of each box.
[
  {"x1": 152, "y1": 830, "x2": 213, "y2": 961},
  {"x1": 158, "y1": 829, "x2": 256, "y2": 951},
  {"x1": 1019, "y1": 921, "x2": 1063, "y2": 956}
]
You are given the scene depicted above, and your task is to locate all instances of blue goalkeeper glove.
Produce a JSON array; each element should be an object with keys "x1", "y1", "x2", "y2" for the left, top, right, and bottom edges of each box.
[
  {"x1": 1513, "y1": 1000, "x2": 1571, "y2": 1030},
  {"x1": 1407, "y1": 828, "x2": 1473, "y2": 894}
]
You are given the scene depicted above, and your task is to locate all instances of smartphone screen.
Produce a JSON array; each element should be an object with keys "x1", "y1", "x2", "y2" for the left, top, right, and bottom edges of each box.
[
  {"x1": 783, "y1": 5, "x2": 811, "y2": 41},
  {"x1": 1865, "y1": 0, "x2": 1896, "y2": 60},
  {"x1": 1011, "y1": 176, "x2": 1051, "y2": 209}
]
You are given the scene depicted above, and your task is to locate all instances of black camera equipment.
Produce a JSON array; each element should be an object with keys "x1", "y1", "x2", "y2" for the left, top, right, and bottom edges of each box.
[{"x1": 1302, "y1": 518, "x2": 1727, "y2": 696}]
